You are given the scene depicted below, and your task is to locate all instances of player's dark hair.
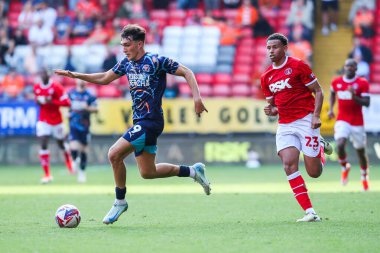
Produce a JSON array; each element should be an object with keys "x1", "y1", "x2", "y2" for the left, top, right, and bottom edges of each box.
[
  {"x1": 121, "y1": 24, "x2": 146, "y2": 42},
  {"x1": 267, "y1": 33, "x2": 288, "y2": 46}
]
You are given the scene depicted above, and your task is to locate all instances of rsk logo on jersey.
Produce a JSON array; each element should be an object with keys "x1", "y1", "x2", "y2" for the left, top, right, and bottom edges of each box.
[
  {"x1": 337, "y1": 90, "x2": 353, "y2": 100},
  {"x1": 269, "y1": 78, "x2": 291, "y2": 93}
]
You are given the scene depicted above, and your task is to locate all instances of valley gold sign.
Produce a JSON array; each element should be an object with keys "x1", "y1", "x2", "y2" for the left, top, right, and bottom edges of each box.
[{"x1": 89, "y1": 98, "x2": 279, "y2": 134}]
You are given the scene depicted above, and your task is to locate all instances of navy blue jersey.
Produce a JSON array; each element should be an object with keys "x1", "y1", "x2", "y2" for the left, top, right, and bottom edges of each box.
[
  {"x1": 68, "y1": 89, "x2": 97, "y2": 132},
  {"x1": 112, "y1": 52, "x2": 179, "y2": 122}
]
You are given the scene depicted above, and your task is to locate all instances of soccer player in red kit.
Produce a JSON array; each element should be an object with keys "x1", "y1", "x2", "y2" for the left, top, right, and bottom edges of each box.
[
  {"x1": 328, "y1": 59, "x2": 370, "y2": 191},
  {"x1": 34, "y1": 69, "x2": 73, "y2": 183},
  {"x1": 261, "y1": 33, "x2": 332, "y2": 222}
]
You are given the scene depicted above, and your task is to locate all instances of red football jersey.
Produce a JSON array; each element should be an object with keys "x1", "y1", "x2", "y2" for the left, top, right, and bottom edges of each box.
[
  {"x1": 331, "y1": 76, "x2": 369, "y2": 126},
  {"x1": 261, "y1": 56, "x2": 317, "y2": 123},
  {"x1": 34, "y1": 81, "x2": 71, "y2": 125}
]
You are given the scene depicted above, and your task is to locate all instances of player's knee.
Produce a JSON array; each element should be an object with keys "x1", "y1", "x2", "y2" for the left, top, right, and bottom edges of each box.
[
  {"x1": 108, "y1": 147, "x2": 122, "y2": 164},
  {"x1": 140, "y1": 170, "x2": 155, "y2": 179},
  {"x1": 308, "y1": 168, "x2": 322, "y2": 178}
]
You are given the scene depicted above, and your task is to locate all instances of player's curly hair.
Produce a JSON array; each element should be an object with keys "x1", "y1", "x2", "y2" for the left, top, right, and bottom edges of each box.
[
  {"x1": 267, "y1": 33, "x2": 288, "y2": 46},
  {"x1": 121, "y1": 24, "x2": 146, "y2": 42}
]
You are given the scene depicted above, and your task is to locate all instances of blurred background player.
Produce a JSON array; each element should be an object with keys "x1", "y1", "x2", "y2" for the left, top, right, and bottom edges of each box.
[
  {"x1": 261, "y1": 33, "x2": 332, "y2": 222},
  {"x1": 33, "y1": 69, "x2": 73, "y2": 184},
  {"x1": 55, "y1": 24, "x2": 210, "y2": 225},
  {"x1": 67, "y1": 79, "x2": 98, "y2": 183},
  {"x1": 328, "y1": 59, "x2": 370, "y2": 191}
]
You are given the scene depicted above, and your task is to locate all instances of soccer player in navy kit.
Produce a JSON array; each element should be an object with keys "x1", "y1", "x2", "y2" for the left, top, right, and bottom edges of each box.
[
  {"x1": 55, "y1": 24, "x2": 210, "y2": 224},
  {"x1": 67, "y1": 80, "x2": 98, "y2": 183}
]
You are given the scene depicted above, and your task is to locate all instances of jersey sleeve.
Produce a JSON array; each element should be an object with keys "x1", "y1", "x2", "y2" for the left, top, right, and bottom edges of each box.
[
  {"x1": 88, "y1": 94, "x2": 98, "y2": 107},
  {"x1": 157, "y1": 56, "x2": 179, "y2": 74},
  {"x1": 260, "y1": 74, "x2": 273, "y2": 100},
  {"x1": 360, "y1": 79, "x2": 370, "y2": 97},
  {"x1": 52, "y1": 83, "x2": 71, "y2": 106},
  {"x1": 298, "y1": 61, "x2": 317, "y2": 86},
  {"x1": 112, "y1": 57, "x2": 128, "y2": 76}
]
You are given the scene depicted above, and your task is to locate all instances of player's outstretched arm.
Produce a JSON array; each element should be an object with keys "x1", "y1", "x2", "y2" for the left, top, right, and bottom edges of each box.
[
  {"x1": 174, "y1": 64, "x2": 208, "y2": 117},
  {"x1": 54, "y1": 69, "x2": 120, "y2": 85}
]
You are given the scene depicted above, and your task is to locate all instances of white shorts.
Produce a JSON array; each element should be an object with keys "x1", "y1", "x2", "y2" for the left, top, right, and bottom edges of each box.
[
  {"x1": 276, "y1": 114, "x2": 321, "y2": 157},
  {"x1": 36, "y1": 121, "x2": 65, "y2": 139},
  {"x1": 334, "y1": 120, "x2": 366, "y2": 149}
]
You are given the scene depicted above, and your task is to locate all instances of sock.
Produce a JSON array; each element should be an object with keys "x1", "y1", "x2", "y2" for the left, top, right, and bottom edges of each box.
[
  {"x1": 71, "y1": 150, "x2": 78, "y2": 160},
  {"x1": 80, "y1": 152, "x2": 87, "y2": 171},
  {"x1": 287, "y1": 171, "x2": 313, "y2": 211},
  {"x1": 115, "y1": 187, "x2": 126, "y2": 200},
  {"x1": 339, "y1": 155, "x2": 348, "y2": 169},
  {"x1": 178, "y1": 165, "x2": 190, "y2": 177},
  {"x1": 63, "y1": 150, "x2": 73, "y2": 173},
  {"x1": 360, "y1": 165, "x2": 368, "y2": 180},
  {"x1": 39, "y1": 150, "x2": 50, "y2": 177}
]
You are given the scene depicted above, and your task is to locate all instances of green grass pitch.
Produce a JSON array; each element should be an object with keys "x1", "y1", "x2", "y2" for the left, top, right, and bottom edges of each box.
[{"x1": 0, "y1": 163, "x2": 379, "y2": 253}]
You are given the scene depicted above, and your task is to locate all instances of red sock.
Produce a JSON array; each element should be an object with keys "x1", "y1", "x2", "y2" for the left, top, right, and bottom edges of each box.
[
  {"x1": 288, "y1": 172, "x2": 312, "y2": 211},
  {"x1": 63, "y1": 150, "x2": 73, "y2": 173},
  {"x1": 339, "y1": 155, "x2": 347, "y2": 168},
  {"x1": 39, "y1": 150, "x2": 50, "y2": 177}
]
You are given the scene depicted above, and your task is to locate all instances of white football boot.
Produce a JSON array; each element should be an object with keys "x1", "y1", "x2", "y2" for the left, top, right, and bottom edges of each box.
[
  {"x1": 192, "y1": 163, "x2": 211, "y2": 195},
  {"x1": 296, "y1": 213, "x2": 321, "y2": 222},
  {"x1": 102, "y1": 200, "x2": 128, "y2": 225}
]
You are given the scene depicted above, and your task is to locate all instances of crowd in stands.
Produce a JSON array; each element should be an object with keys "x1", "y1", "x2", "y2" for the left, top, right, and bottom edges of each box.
[{"x1": 0, "y1": 0, "x2": 379, "y2": 102}]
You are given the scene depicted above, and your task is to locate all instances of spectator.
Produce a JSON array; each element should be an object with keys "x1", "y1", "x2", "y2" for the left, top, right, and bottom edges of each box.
[
  {"x1": 64, "y1": 46, "x2": 76, "y2": 72},
  {"x1": 286, "y1": 0, "x2": 314, "y2": 41},
  {"x1": 353, "y1": 6, "x2": 374, "y2": 38},
  {"x1": 219, "y1": 19, "x2": 241, "y2": 45},
  {"x1": 204, "y1": 0, "x2": 221, "y2": 12},
  {"x1": 0, "y1": 0, "x2": 9, "y2": 18},
  {"x1": 12, "y1": 28, "x2": 28, "y2": 46},
  {"x1": 18, "y1": 0, "x2": 35, "y2": 30},
  {"x1": 71, "y1": 12, "x2": 94, "y2": 38},
  {"x1": 287, "y1": 27, "x2": 312, "y2": 65},
  {"x1": 235, "y1": 0, "x2": 259, "y2": 28},
  {"x1": 83, "y1": 21, "x2": 111, "y2": 45},
  {"x1": 223, "y1": 0, "x2": 241, "y2": 9},
  {"x1": 76, "y1": 0, "x2": 100, "y2": 19},
  {"x1": 321, "y1": 0, "x2": 339, "y2": 36},
  {"x1": 4, "y1": 40, "x2": 19, "y2": 70},
  {"x1": 108, "y1": 18, "x2": 123, "y2": 46},
  {"x1": 54, "y1": 5, "x2": 72, "y2": 43},
  {"x1": 153, "y1": 0, "x2": 170, "y2": 9},
  {"x1": 348, "y1": 0, "x2": 375, "y2": 25},
  {"x1": 24, "y1": 45, "x2": 44, "y2": 75},
  {"x1": 145, "y1": 22, "x2": 161, "y2": 45},
  {"x1": 253, "y1": 11, "x2": 274, "y2": 37},
  {"x1": 1, "y1": 68, "x2": 25, "y2": 101},
  {"x1": 348, "y1": 37, "x2": 373, "y2": 64},
  {"x1": 97, "y1": 0, "x2": 114, "y2": 24},
  {"x1": 164, "y1": 75, "x2": 180, "y2": 98},
  {"x1": 0, "y1": 27, "x2": 10, "y2": 71},
  {"x1": 102, "y1": 47, "x2": 117, "y2": 72},
  {"x1": 28, "y1": 18, "x2": 54, "y2": 46},
  {"x1": 33, "y1": 1, "x2": 57, "y2": 29},
  {"x1": 177, "y1": 0, "x2": 199, "y2": 9},
  {"x1": 116, "y1": 0, "x2": 147, "y2": 19},
  {"x1": 354, "y1": 54, "x2": 370, "y2": 80}
]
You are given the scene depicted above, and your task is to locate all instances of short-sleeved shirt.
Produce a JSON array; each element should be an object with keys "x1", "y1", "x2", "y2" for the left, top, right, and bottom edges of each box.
[
  {"x1": 331, "y1": 76, "x2": 369, "y2": 126},
  {"x1": 112, "y1": 52, "x2": 179, "y2": 123},
  {"x1": 261, "y1": 56, "x2": 317, "y2": 124},
  {"x1": 68, "y1": 88, "x2": 97, "y2": 132},
  {"x1": 34, "y1": 81, "x2": 70, "y2": 125}
]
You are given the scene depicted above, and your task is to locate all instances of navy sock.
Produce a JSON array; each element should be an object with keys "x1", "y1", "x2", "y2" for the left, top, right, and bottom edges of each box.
[
  {"x1": 115, "y1": 187, "x2": 126, "y2": 200},
  {"x1": 71, "y1": 150, "x2": 78, "y2": 160},
  {"x1": 80, "y1": 152, "x2": 87, "y2": 171},
  {"x1": 178, "y1": 165, "x2": 190, "y2": 177}
]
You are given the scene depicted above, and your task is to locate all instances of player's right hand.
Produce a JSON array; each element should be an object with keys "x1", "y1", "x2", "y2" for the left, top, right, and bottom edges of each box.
[
  {"x1": 54, "y1": 69, "x2": 75, "y2": 78},
  {"x1": 327, "y1": 110, "x2": 335, "y2": 119},
  {"x1": 264, "y1": 105, "x2": 278, "y2": 116}
]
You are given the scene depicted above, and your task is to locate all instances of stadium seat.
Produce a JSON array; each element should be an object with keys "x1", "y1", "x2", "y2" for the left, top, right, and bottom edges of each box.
[
  {"x1": 178, "y1": 82, "x2": 192, "y2": 97},
  {"x1": 212, "y1": 83, "x2": 231, "y2": 97},
  {"x1": 198, "y1": 83, "x2": 212, "y2": 97},
  {"x1": 195, "y1": 73, "x2": 213, "y2": 84},
  {"x1": 232, "y1": 74, "x2": 251, "y2": 85},
  {"x1": 369, "y1": 84, "x2": 380, "y2": 94},
  {"x1": 213, "y1": 73, "x2": 232, "y2": 84},
  {"x1": 231, "y1": 84, "x2": 251, "y2": 97},
  {"x1": 233, "y1": 64, "x2": 252, "y2": 74}
]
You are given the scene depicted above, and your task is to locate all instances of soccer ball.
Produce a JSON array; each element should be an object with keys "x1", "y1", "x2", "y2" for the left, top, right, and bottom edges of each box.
[{"x1": 55, "y1": 204, "x2": 81, "y2": 228}]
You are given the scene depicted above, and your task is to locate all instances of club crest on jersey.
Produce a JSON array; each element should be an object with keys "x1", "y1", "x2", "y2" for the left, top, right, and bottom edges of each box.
[
  {"x1": 142, "y1": 64, "x2": 150, "y2": 72},
  {"x1": 284, "y1": 68, "x2": 292, "y2": 75},
  {"x1": 269, "y1": 78, "x2": 291, "y2": 93}
]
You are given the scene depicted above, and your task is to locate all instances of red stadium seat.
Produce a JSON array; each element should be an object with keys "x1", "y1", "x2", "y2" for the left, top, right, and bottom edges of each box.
[
  {"x1": 195, "y1": 73, "x2": 213, "y2": 83},
  {"x1": 231, "y1": 84, "x2": 250, "y2": 97},
  {"x1": 369, "y1": 84, "x2": 380, "y2": 94},
  {"x1": 233, "y1": 64, "x2": 252, "y2": 74},
  {"x1": 212, "y1": 83, "x2": 231, "y2": 97},
  {"x1": 178, "y1": 82, "x2": 192, "y2": 97},
  {"x1": 223, "y1": 9, "x2": 238, "y2": 20},
  {"x1": 232, "y1": 74, "x2": 251, "y2": 85},
  {"x1": 198, "y1": 83, "x2": 212, "y2": 97},
  {"x1": 235, "y1": 54, "x2": 252, "y2": 65},
  {"x1": 213, "y1": 73, "x2": 232, "y2": 84}
]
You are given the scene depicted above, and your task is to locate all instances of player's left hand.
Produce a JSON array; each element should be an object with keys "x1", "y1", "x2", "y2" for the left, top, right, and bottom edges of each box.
[
  {"x1": 54, "y1": 69, "x2": 75, "y2": 78},
  {"x1": 311, "y1": 115, "x2": 321, "y2": 129},
  {"x1": 194, "y1": 98, "x2": 208, "y2": 117}
]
